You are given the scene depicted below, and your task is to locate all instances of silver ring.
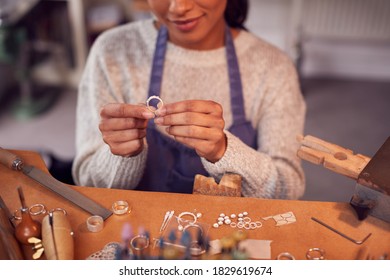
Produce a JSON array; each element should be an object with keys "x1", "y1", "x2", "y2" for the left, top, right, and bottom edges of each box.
[
  {"x1": 277, "y1": 252, "x2": 295, "y2": 260},
  {"x1": 183, "y1": 224, "x2": 204, "y2": 237},
  {"x1": 178, "y1": 212, "x2": 197, "y2": 224},
  {"x1": 112, "y1": 200, "x2": 131, "y2": 215},
  {"x1": 146, "y1": 95, "x2": 163, "y2": 114},
  {"x1": 130, "y1": 235, "x2": 149, "y2": 251},
  {"x1": 87, "y1": 215, "x2": 104, "y2": 233},
  {"x1": 306, "y1": 248, "x2": 325, "y2": 260},
  {"x1": 29, "y1": 203, "x2": 47, "y2": 216},
  {"x1": 49, "y1": 208, "x2": 67, "y2": 215}
]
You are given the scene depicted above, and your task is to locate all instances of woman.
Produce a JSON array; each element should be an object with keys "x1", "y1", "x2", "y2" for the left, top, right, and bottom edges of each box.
[{"x1": 72, "y1": 0, "x2": 306, "y2": 199}]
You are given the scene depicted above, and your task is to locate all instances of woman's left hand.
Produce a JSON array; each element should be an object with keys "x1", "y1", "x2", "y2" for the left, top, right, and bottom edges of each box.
[{"x1": 154, "y1": 100, "x2": 227, "y2": 163}]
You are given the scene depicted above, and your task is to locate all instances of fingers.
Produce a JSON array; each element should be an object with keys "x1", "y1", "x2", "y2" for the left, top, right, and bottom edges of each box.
[
  {"x1": 99, "y1": 117, "x2": 148, "y2": 132},
  {"x1": 100, "y1": 103, "x2": 155, "y2": 119},
  {"x1": 156, "y1": 100, "x2": 223, "y2": 117},
  {"x1": 102, "y1": 129, "x2": 147, "y2": 144},
  {"x1": 155, "y1": 112, "x2": 225, "y2": 129},
  {"x1": 107, "y1": 139, "x2": 145, "y2": 157},
  {"x1": 99, "y1": 103, "x2": 153, "y2": 157}
]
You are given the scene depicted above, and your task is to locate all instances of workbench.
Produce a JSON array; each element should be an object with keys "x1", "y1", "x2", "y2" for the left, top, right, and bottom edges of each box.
[{"x1": 1, "y1": 150, "x2": 389, "y2": 260}]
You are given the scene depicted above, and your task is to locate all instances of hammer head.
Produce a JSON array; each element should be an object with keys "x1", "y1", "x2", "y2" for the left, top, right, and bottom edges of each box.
[{"x1": 351, "y1": 137, "x2": 390, "y2": 223}]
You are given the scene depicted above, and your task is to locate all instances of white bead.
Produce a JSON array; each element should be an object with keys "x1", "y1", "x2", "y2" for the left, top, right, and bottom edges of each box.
[
  {"x1": 218, "y1": 221, "x2": 223, "y2": 225},
  {"x1": 218, "y1": 217, "x2": 224, "y2": 222},
  {"x1": 224, "y1": 216, "x2": 229, "y2": 220},
  {"x1": 213, "y1": 223, "x2": 219, "y2": 228},
  {"x1": 238, "y1": 213, "x2": 244, "y2": 218},
  {"x1": 225, "y1": 219, "x2": 231, "y2": 225},
  {"x1": 178, "y1": 225, "x2": 184, "y2": 231},
  {"x1": 219, "y1": 213, "x2": 225, "y2": 217},
  {"x1": 238, "y1": 217, "x2": 243, "y2": 221},
  {"x1": 230, "y1": 214, "x2": 236, "y2": 219},
  {"x1": 196, "y1": 213, "x2": 202, "y2": 218},
  {"x1": 243, "y1": 211, "x2": 248, "y2": 216}
]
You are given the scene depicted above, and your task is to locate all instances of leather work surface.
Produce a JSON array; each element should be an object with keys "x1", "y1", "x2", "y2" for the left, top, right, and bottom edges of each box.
[{"x1": 1, "y1": 150, "x2": 389, "y2": 260}]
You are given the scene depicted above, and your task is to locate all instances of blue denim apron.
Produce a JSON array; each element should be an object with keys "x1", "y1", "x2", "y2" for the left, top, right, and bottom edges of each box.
[{"x1": 136, "y1": 25, "x2": 257, "y2": 193}]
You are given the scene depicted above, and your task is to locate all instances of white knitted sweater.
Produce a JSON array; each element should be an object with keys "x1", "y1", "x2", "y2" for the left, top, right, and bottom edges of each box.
[{"x1": 72, "y1": 19, "x2": 306, "y2": 199}]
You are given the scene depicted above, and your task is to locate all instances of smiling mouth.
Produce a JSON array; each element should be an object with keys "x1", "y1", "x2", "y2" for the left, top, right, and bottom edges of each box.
[{"x1": 169, "y1": 15, "x2": 203, "y2": 31}]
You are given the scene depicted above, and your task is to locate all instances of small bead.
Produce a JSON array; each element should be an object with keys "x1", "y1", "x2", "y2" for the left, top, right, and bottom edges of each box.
[
  {"x1": 178, "y1": 225, "x2": 184, "y2": 231},
  {"x1": 196, "y1": 213, "x2": 202, "y2": 218},
  {"x1": 238, "y1": 213, "x2": 244, "y2": 218},
  {"x1": 243, "y1": 211, "x2": 248, "y2": 216},
  {"x1": 218, "y1": 217, "x2": 224, "y2": 222},
  {"x1": 219, "y1": 213, "x2": 225, "y2": 217},
  {"x1": 225, "y1": 219, "x2": 231, "y2": 225},
  {"x1": 213, "y1": 223, "x2": 219, "y2": 228},
  {"x1": 230, "y1": 214, "x2": 236, "y2": 219},
  {"x1": 218, "y1": 221, "x2": 223, "y2": 225}
]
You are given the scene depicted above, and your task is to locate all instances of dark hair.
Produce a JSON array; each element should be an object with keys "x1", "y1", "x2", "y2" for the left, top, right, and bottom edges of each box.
[{"x1": 224, "y1": 0, "x2": 249, "y2": 30}]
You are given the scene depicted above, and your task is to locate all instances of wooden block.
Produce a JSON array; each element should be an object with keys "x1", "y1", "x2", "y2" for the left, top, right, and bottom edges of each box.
[
  {"x1": 193, "y1": 173, "x2": 242, "y2": 197},
  {"x1": 297, "y1": 134, "x2": 371, "y2": 180}
]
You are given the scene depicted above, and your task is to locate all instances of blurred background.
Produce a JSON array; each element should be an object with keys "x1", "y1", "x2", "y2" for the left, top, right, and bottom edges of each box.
[{"x1": 0, "y1": 0, "x2": 389, "y2": 202}]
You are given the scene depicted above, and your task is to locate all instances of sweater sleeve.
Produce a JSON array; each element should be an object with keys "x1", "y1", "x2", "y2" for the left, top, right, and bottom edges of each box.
[
  {"x1": 71, "y1": 35, "x2": 147, "y2": 189},
  {"x1": 201, "y1": 57, "x2": 306, "y2": 199}
]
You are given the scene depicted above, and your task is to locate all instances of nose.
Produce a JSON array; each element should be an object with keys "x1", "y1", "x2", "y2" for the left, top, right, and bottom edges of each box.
[{"x1": 169, "y1": 0, "x2": 194, "y2": 16}]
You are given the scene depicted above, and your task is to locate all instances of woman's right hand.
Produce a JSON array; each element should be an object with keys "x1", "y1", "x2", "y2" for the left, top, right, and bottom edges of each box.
[{"x1": 99, "y1": 103, "x2": 155, "y2": 157}]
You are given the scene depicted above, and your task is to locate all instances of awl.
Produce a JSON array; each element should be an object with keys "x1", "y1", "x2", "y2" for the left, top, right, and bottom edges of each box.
[{"x1": 0, "y1": 148, "x2": 112, "y2": 220}]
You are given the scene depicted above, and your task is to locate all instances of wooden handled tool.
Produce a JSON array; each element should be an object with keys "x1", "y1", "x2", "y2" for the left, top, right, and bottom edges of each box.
[{"x1": 0, "y1": 148, "x2": 112, "y2": 220}]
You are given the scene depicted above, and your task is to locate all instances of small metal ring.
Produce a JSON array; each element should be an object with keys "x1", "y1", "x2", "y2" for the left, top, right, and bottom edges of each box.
[
  {"x1": 130, "y1": 235, "x2": 149, "y2": 251},
  {"x1": 230, "y1": 222, "x2": 237, "y2": 228},
  {"x1": 306, "y1": 248, "x2": 325, "y2": 260},
  {"x1": 243, "y1": 217, "x2": 251, "y2": 223},
  {"x1": 249, "y1": 222, "x2": 257, "y2": 229},
  {"x1": 49, "y1": 208, "x2": 67, "y2": 215},
  {"x1": 29, "y1": 204, "x2": 47, "y2": 216},
  {"x1": 112, "y1": 200, "x2": 130, "y2": 215},
  {"x1": 255, "y1": 221, "x2": 263, "y2": 228},
  {"x1": 277, "y1": 252, "x2": 296, "y2": 260},
  {"x1": 244, "y1": 223, "x2": 251, "y2": 230},
  {"x1": 146, "y1": 95, "x2": 164, "y2": 114},
  {"x1": 87, "y1": 215, "x2": 104, "y2": 233},
  {"x1": 178, "y1": 212, "x2": 197, "y2": 224},
  {"x1": 183, "y1": 224, "x2": 204, "y2": 237}
]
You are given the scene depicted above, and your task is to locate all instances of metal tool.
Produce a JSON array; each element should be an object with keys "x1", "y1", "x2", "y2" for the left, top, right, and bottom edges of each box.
[
  {"x1": 311, "y1": 217, "x2": 371, "y2": 245},
  {"x1": 0, "y1": 148, "x2": 112, "y2": 220},
  {"x1": 351, "y1": 137, "x2": 390, "y2": 222},
  {"x1": 298, "y1": 135, "x2": 390, "y2": 223}
]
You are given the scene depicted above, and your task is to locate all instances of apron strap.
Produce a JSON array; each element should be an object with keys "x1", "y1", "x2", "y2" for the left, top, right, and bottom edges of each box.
[
  {"x1": 148, "y1": 25, "x2": 168, "y2": 97},
  {"x1": 225, "y1": 25, "x2": 246, "y2": 125}
]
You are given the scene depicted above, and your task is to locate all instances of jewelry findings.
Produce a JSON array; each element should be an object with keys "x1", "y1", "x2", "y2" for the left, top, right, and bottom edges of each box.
[{"x1": 159, "y1": 210, "x2": 174, "y2": 233}]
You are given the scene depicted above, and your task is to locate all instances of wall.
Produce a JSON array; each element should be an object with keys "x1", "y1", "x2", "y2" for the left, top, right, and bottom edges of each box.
[{"x1": 245, "y1": 0, "x2": 390, "y2": 81}]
